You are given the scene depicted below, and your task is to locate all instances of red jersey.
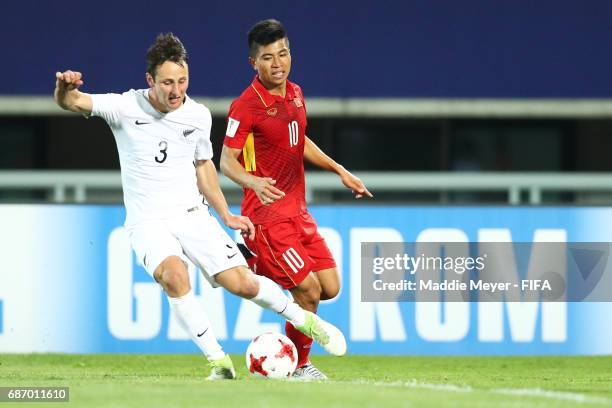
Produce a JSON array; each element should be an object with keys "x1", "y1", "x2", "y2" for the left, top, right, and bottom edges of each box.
[{"x1": 224, "y1": 76, "x2": 308, "y2": 224}]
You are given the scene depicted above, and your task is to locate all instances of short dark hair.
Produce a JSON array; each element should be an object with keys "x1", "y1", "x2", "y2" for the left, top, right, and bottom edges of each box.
[
  {"x1": 248, "y1": 19, "x2": 289, "y2": 58},
  {"x1": 146, "y1": 33, "x2": 188, "y2": 78}
]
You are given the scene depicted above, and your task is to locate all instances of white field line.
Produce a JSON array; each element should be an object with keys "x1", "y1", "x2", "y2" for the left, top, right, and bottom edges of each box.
[
  {"x1": 492, "y1": 388, "x2": 610, "y2": 405},
  {"x1": 333, "y1": 379, "x2": 611, "y2": 405},
  {"x1": 334, "y1": 379, "x2": 473, "y2": 392}
]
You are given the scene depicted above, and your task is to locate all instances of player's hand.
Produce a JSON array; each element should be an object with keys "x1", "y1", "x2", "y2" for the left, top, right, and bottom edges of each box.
[
  {"x1": 223, "y1": 213, "x2": 255, "y2": 240},
  {"x1": 55, "y1": 70, "x2": 84, "y2": 92},
  {"x1": 250, "y1": 176, "x2": 285, "y2": 206},
  {"x1": 339, "y1": 169, "x2": 373, "y2": 199}
]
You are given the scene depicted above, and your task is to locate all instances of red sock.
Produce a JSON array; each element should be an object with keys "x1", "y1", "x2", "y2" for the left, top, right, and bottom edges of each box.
[{"x1": 286, "y1": 321, "x2": 313, "y2": 368}]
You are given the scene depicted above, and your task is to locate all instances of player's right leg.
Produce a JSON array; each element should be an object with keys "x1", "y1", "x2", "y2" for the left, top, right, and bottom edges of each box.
[
  {"x1": 313, "y1": 267, "x2": 341, "y2": 301},
  {"x1": 175, "y1": 207, "x2": 346, "y2": 357},
  {"x1": 128, "y1": 223, "x2": 234, "y2": 380},
  {"x1": 287, "y1": 274, "x2": 329, "y2": 380},
  {"x1": 244, "y1": 216, "x2": 339, "y2": 378}
]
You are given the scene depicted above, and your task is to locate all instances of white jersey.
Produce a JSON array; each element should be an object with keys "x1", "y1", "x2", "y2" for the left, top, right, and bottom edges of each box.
[{"x1": 91, "y1": 89, "x2": 213, "y2": 226}]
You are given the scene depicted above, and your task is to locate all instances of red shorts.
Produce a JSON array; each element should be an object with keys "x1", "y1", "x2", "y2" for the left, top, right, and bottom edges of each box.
[{"x1": 244, "y1": 211, "x2": 336, "y2": 289}]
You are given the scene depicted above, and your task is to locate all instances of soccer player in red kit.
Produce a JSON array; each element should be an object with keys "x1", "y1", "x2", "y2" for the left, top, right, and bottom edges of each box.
[{"x1": 221, "y1": 19, "x2": 372, "y2": 380}]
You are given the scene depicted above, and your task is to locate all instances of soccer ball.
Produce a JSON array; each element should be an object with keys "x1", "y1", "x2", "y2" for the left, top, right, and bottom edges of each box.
[{"x1": 245, "y1": 332, "x2": 298, "y2": 379}]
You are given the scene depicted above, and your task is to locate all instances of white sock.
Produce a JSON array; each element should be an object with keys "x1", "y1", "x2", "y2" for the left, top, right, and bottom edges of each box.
[
  {"x1": 250, "y1": 275, "x2": 306, "y2": 326},
  {"x1": 167, "y1": 290, "x2": 225, "y2": 361}
]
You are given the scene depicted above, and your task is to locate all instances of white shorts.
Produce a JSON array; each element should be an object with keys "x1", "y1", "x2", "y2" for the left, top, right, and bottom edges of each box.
[{"x1": 127, "y1": 204, "x2": 247, "y2": 287}]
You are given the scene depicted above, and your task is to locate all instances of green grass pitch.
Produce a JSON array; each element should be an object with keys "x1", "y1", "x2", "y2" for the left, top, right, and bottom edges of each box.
[{"x1": 1, "y1": 354, "x2": 611, "y2": 407}]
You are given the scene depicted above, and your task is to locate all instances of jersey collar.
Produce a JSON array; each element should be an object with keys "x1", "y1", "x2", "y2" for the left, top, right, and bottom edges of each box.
[{"x1": 250, "y1": 75, "x2": 295, "y2": 108}]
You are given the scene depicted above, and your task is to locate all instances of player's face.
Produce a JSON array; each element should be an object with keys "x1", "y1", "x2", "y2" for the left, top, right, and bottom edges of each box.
[
  {"x1": 146, "y1": 60, "x2": 189, "y2": 113},
  {"x1": 250, "y1": 38, "x2": 291, "y2": 93}
]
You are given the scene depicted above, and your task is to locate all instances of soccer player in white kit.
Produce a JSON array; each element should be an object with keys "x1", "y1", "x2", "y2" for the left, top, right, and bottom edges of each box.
[{"x1": 53, "y1": 33, "x2": 345, "y2": 379}]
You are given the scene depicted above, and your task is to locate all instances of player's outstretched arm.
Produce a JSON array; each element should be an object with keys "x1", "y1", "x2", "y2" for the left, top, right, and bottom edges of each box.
[
  {"x1": 220, "y1": 145, "x2": 285, "y2": 206},
  {"x1": 54, "y1": 70, "x2": 93, "y2": 115},
  {"x1": 195, "y1": 159, "x2": 255, "y2": 239},
  {"x1": 304, "y1": 136, "x2": 373, "y2": 199}
]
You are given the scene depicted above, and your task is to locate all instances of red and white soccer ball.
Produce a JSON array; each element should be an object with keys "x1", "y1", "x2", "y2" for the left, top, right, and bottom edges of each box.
[{"x1": 245, "y1": 332, "x2": 298, "y2": 379}]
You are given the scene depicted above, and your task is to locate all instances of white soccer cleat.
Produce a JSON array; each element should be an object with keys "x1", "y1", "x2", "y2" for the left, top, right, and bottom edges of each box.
[
  {"x1": 294, "y1": 311, "x2": 347, "y2": 357},
  {"x1": 291, "y1": 363, "x2": 328, "y2": 381}
]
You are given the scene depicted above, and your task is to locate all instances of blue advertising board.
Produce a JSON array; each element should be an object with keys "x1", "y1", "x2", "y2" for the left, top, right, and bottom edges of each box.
[{"x1": 0, "y1": 204, "x2": 611, "y2": 355}]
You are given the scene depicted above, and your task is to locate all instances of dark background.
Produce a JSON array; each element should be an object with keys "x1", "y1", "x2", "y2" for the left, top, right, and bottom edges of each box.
[
  {"x1": 3, "y1": 0, "x2": 612, "y2": 98},
  {"x1": 2, "y1": 0, "x2": 611, "y2": 204}
]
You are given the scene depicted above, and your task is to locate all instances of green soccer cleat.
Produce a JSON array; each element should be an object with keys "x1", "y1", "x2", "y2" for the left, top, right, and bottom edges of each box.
[
  {"x1": 206, "y1": 354, "x2": 236, "y2": 380},
  {"x1": 294, "y1": 311, "x2": 347, "y2": 357}
]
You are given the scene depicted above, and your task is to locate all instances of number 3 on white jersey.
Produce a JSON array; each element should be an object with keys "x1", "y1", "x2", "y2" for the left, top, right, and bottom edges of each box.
[
  {"x1": 288, "y1": 120, "x2": 299, "y2": 147},
  {"x1": 282, "y1": 247, "x2": 304, "y2": 273}
]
